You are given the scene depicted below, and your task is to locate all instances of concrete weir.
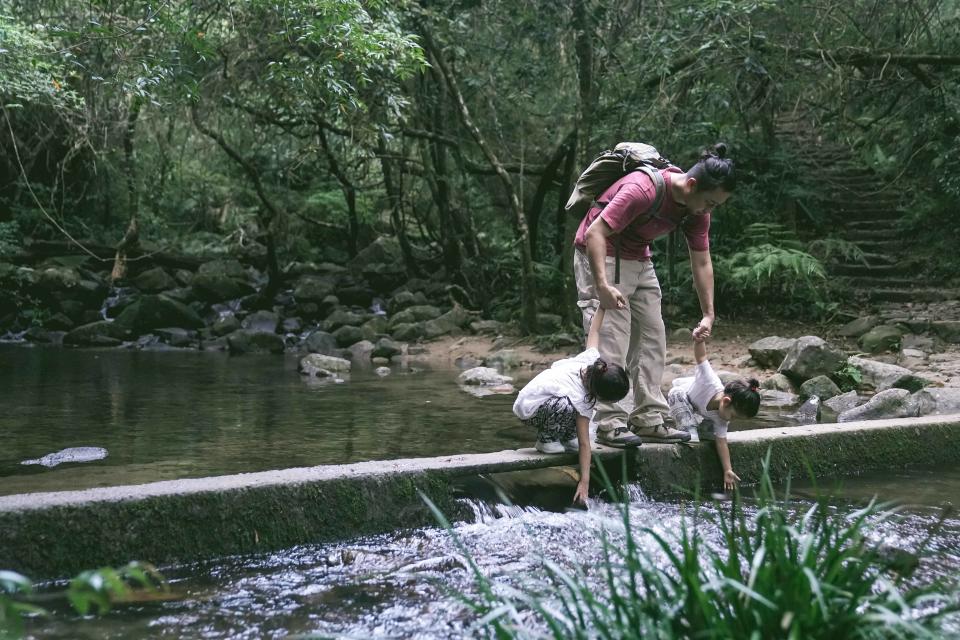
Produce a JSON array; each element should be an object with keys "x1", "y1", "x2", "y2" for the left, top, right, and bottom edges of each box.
[{"x1": 2, "y1": 415, "x2": 959, "y2": 579}]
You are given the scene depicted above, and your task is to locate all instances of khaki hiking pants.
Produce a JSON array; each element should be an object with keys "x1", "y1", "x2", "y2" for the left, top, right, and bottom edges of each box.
[{"x1": 574, "y1": 248, "x2": 669, "y2": 432}]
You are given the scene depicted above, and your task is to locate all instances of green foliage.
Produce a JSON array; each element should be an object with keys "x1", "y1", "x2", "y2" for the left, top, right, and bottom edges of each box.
[
  {"x1": 716, "y1": 244, "x2": 826, "y2": 296},
  {"x1": 0, "y1": 562, "x2": 166, "y2": 638},
  {"x1": 0, "y1": 16, "x2": 82, "y2": 110},
  {"x1": 834, "y1": 362, "x2": 864, "y2": 393},
  {"x1": 0, "y1": 221, "x2": 20, "y2": 258},
  {"x1": 426, "y1": 454, "x2": 959, "y2": 639}
]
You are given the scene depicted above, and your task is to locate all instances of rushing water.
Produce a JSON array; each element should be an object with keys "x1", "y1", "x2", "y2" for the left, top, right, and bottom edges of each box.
[
  {"x1": 5, "y1": 344, "x2": 958, "y2": 638},
  {"x1": 0, "y1": 345, "x2": 794, "y2": 496},
  {"x1": 22, "y1": 466, "x2": 960, "y2": 639}
]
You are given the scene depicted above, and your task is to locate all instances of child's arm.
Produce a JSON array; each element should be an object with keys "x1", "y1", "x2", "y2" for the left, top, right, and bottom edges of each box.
[
  {"x1": 586, "y1": 307, "x2": 605, "y2": 351},
  {"x1": 715, "y1": 437, "x2": 740, "y2": 492},
  {"x1": 572, "y1": 415, "x2": 591, "y2": 506},
  {"x1": 693, "y1": 334, "x2": 707, "y2": 364}
]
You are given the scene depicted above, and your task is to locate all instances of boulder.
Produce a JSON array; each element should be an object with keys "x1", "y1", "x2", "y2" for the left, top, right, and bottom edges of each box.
[
  {"x1": 822, "y1": 390, "x2": 863, "y2": 416},
  {"x1": 212, "y1": 312, "x2": 241, "y2": 337},
  {"x1": 837, "y1": 316, "x2": 879, "y2": 338},
  {"x1": 748, "y1": 336, "x2": 798, "y2": 369},
  {"x1": 761, "y1": 373, "x2": 794, "y2": 393},
  {"x1": 422, "y1": 305, "x2": 475, "y2": 339},
  {"x1": 372, "y1": 337, "x2": 402, "y2": 360},
  {"x1": 837, "y1": 388, "x2": 914, "y2": 422},
  {"x1": 132, "y1": 267, "x2": 177, "y2": 293},
  {"x1": 390, "y1": 305, "x2": 442, "y2": 326},
  {"x1": 931, "y1": 320, "x2": 960, "y2": 344},
  {"x1": 846, "y1": 355, "x2": 931, "y2": 393},
  {"x1": 299, "y1": 353, "x2": 351, "y2": 374},
  {"x1": 226, "y1": 329, "x2": 285, "y2": 355},
  {"x1": 198, "y1": 259, "x2": 246, "y2": 279},
  {"x1": 536, "y1": 313, "x2": 563, "y2": 333},
  {"x1": 908, "y1": 387, "x2": 960, "y2": 416},
  {"x1": 63, "y1": 320, "x2": 128, "y2": 347},
  {"x1": 362, "y1": 316, "x2": 389, "y2": 336},
  {"x1": 323, "y1": 309, "x2": 366, "y2": 332},
  {"x1": 760, "y1": 389, "x2": 800, "y2": 409},
  {"x1": 45, "y1": 312, "x2": 75, "y2": 331},
  {"x1": 114, "y1": 295, "x2": 204, "y2": 335},
  {"x1": 389, "y1": 290, "x2": 429, "y2": 313},
  {"x1": 348, "y1": 236, "x2": 403, "y2": 271},
  {"x1": 792, "y1": 396, "x2": 821, "y2": 424},
  {"x1": 293, "y1": 275, "x2": 337, "y2": 303},
  {"x1": 778, "y1": 336, "x2": 847, "y2": 384},
  {"x1": 347, "y1": 339, "x2": 376, "y2": 363},
  {"x1": 361, "y1": 262, "x2": 407, "y2": 292},
  {"x1": 241, "y1": 310, "x2": 280, "y2": 334},
  {"x1": 458, "y1": 367, "x2": 513, "y2": 386},
  {"x1": 486, "y1": 349, "x2": 523, "y2": 369},
  {"x1": 303, "y1": 330, "x2": 340, "y2": 355},
  {"x1": 156, "y1": 327, "x2": 195, "y2": 348},
  {"x1": 191, "y1": 273, "x2": 254, "y2": 302},
  {"x1": 717, "y1": 370, "x2": 742, "y2": 387},
  {"x1": 282, "y1": 317, "x2": 302, "y2": 334},
  {"x1": 333, "y1": 325, "x2": 365, "y2": 347},
  {"x1": 375, "y1": 366, "x2": 391, "y2": 377},
  {"x1": 858, "y1": 325, "x2": 904, "y2": 354},
  {"x1": 470, "y1": 320, "x2": 503, "y2": 335},
  {"x1": 799, "y1": 375, "x2": 841, "y2": 401},
  {"x1": 392, "y1": 322, "x2": 423, "y2": 342},
  {"x1": 36, "y1": 266, "x2": 80, "y2": 292}
]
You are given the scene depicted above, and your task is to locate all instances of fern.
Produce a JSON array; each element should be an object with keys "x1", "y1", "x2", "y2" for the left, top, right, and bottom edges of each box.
[
  {"x1": 716, "y1": 244, "x2": 827, "y2": 298},
  {"x1": 807, "y1": 237, "x2": 868, "y2": 265}
]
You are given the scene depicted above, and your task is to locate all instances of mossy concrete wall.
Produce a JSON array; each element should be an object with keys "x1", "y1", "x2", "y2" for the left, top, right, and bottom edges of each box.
[{"x1": 1, "y1": 415, "x2": 958, "y2": 579}]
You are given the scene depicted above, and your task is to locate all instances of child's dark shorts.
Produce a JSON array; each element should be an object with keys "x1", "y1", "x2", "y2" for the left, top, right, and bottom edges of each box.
[{"x1": 522, "y1": 396, "x2": 578, "y2": 443}]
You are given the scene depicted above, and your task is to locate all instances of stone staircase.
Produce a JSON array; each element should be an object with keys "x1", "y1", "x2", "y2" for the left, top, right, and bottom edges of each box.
[{"x1": 776, "y1": 115, "x2": 957, "y2": 314}]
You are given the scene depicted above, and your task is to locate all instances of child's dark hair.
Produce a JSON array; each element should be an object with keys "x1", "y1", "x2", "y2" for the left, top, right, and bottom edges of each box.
[
  {"x1": 724, "y1": 377, "x2": 761, "y2": 418},
  {"x1": 687, "y1": 142, "x2": 736, "y2": 192},
  {"x1": 584, "y1": 357, "x2": 630, "y2": 405}
]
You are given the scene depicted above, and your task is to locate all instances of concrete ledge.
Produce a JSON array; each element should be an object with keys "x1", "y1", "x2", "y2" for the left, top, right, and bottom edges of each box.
[{"x1": 2, "y1": 415, "x2": 959, "y2": 579}]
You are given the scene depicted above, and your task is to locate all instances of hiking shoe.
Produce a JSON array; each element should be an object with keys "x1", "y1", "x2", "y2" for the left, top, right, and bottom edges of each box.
[
  {"x1": 631, "y1": 423, "x2": 692, "y2": 444},
  {"x1": 535, "y1": 440, "x2": 565, "y2": 454},
  {"x1": 596, "y1": 427, "x2": 643, "y2": 449},
  {"x1": 562, "y1": 437, "x2": 581, "y2": 453}
]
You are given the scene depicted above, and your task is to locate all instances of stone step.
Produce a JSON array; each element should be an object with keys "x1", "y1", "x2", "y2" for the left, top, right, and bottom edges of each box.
[
  {"x1": 852, "y1": 239, "x2": 900, "y2": 253},
  {"x1": 846, "y1": 220, "x2": 899, "y2": 230},
  {"x1": 824, "y1": 202, "x2": 902, "y2": 214},
  {"x1": 862, "y1": 288, "x2": 956, "y2": 303},
  {"x1": 845, "y1": 276, "x2": 925, "y2": 289},
  {"x1": 831, "y1": 263, "x2": 901, "y2": 276},
  {"x1": 843, "y1": 228, "x2": 901, "y2": 240},
  {"x1": 859, "y1": 252, "x2": 899, "y2": 265}
]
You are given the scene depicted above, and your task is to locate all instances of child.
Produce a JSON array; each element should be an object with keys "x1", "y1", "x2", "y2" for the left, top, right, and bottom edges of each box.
[
  {"x1": 513, "y1": 307, "x2": 630, "y2": 505},
  {"x1": 667, "y1": 333, "x2": 761, "y2": 492}
]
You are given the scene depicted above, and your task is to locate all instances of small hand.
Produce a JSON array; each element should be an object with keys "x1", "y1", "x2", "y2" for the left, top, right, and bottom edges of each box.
[
  {"x1": 573, "y1": 482, "x2": 589, "y2": 507},
  {"x1": 598, "y1": 284, "x2": 626, "y2": 310},
  {"x1": 692, "y1": 316, "x2": 714, "y2": 340},
  {"x1": 723, "y1": 469, "x2": 741, "y2": 492}
]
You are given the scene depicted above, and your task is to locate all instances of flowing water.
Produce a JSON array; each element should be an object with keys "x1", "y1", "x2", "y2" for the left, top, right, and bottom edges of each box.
[
  {"x1": 3, "y1": 344, "x2": 958, "y2": 638},
  {"x1": 22, "y1": 467, "x2": 960, "y2": 639}
]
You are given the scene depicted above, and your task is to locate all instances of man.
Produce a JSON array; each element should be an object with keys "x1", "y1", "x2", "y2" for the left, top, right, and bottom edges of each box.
[{"x1": 573, "y1": 143, "x2": 736, "y2": 447}]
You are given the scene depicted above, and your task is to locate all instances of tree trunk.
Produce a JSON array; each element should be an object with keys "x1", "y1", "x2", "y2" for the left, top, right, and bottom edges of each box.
[
  {"x1": 190, "y1": 105, "x2": 282, "y2": 297},
  {"x1": 110, "y1": 96, "x2": 142, "y2": 283},
  {"x1": 421, "y1": 29, "x2": 538, "y2": 332},
  {"x1": 377, "y1": 135, "x2": 420, "y2": 276},
  {"x1": 527, "y1": 130, "x2": 576, "y2": 261}
]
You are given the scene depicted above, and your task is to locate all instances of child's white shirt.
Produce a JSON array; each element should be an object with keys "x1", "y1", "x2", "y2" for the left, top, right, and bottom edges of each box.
[
  {"x1": 672, "y1": 359, "x2": 730, "y2": 438},
  {"x1": 513, "y1": 347, "x2": 599, "y2": 420}
]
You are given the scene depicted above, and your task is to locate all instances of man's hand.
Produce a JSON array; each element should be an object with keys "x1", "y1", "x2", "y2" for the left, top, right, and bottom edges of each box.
[
  {"x1": 692, "y1": 315, "x2": 714, "y2": 340},
  {"x1": 573, "y1": 481, "x2": 589, "y2": 507},
  {"x1": 598, "y1": 284, "x2": 626, "y2": 310},
  {"x1": 723, "y1": 469, "x2": 741, "y2": 492}
]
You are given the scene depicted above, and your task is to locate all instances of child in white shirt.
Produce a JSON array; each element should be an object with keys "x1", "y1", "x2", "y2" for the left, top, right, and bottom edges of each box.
[
  {"x1": 667, "y1": 333, "x2": 761, "y2": 491},
  {"x1": 513, "y1": 307, "x2": 629, "y2": 505}
]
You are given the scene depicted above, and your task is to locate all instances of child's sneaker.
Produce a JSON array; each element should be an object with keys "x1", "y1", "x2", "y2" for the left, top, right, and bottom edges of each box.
[
  {"x1": 535, "y1": 440, "x2": 565, "y2": 454},
  {"x1": 631, "y1": 423, "x2": 692, "y2": 444},
  {"x1": 562, "y1": 437, "x2": 580, "y2": 453},
  {"x1": 597, "y1": 426, "x2": 643, "y2": 448}
]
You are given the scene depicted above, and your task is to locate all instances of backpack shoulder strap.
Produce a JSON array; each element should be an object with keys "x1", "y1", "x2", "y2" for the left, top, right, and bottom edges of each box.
[{"x1": 633, "y1": 165, "x2": 667, "y2": 215}]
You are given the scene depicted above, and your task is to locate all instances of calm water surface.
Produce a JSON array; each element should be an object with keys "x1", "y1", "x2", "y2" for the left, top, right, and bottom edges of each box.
[{"x1": 0, "y1": 344, "x2": 794, "y2": 496}]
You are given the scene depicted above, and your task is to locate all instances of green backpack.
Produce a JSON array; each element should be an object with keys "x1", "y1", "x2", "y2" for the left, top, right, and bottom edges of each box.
[
  {"x1": 565, "y1": 142, "x2": 674, "y2": 220},
  {"x1": 565, "y1": 142, "x2": 675, "y2": 283}
]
